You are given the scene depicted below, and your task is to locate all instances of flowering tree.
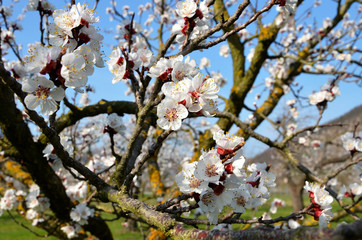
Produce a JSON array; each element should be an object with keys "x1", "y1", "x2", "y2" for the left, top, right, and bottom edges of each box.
[{"x1": 0, "y1": 0, "x2": 361, "y2": 239}]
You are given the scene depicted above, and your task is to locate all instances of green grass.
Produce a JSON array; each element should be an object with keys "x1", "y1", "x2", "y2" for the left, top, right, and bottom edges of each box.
[
  {"x1": 0, "y1": 193, "x2": 360, "y2": 239},
  {"x1": 0, "y1": 212, "x2": 57, "y2": 240},
  {"x1": 0, "y1": 211, "x2": 144, "y2": 240}
]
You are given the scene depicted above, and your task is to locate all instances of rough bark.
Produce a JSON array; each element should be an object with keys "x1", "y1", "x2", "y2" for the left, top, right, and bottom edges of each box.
[
  {"x1": 0, "y1": 68, "x2": 114, "y2": 240},
  {"x1": 0, "y1": 78, "x2": 73, "y2": 221},
  {"x1": 170, "y1": 220, "x2": 362, "y2": 240},
  {"x1": 285, "y1": 163, "x2": 306, "y2": 211}
]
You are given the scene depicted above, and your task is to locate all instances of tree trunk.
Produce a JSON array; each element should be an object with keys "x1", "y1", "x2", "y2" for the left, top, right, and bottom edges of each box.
[
  {"x1": 287, "y1": 181, "x2": 305, "y2": 212},
  {"x1": 285, "y1": 163, "x2": 305, "y2": 211}
]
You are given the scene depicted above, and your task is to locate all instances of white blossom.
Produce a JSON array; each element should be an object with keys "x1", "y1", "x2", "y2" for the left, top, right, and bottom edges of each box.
[
  {"x1": 176, "y1": 0, "x2": 197, "y2": 18},
  {"x1": 156, "y1": 98, "x2": 188, "y2": 130},
  {"x1": 219, "y1": 45, "x2": 230, "y2": 58},
  {"x1": 22, "y1": 76, "x2": 65, "y2": 115},
  {"x1": 70, "y1": 203, "x2": 94, "y2": 225},
  {"x1": 61, "y1": 224, "x2": 81, "y2": 239}
]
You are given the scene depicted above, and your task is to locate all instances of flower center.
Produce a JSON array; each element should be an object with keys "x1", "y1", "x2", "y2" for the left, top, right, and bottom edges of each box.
[
  {"x1": 205, "y1": 164, "x2": 218, "y2": 177},
  {"x1": 140, "y1": 55, "x2": 148, "y2": 63},
  {"x1": 235, "y1": 196, "x2": 246, "y2": 207},
  {"x1": 174, "y1": 71, "x2": 185, "y2": 81},
  {"x1": 81, "y1": 211, "x2": 87, "y2": 217},
  {"x1": 63, "y1": 15, "x2": 75, "y2": 28},
  {"x1": 164, "y1": 108, "x2": 178, "y2": 122},
  {"x1": 36, "y1": 86, "x2": 50, "y2": 100},
  {"x1": 201, "y1": 192, "x2": 214, "y2": 207},
  {"x1": 189, "y1": 178, "x2": 201, "y2": 188}
]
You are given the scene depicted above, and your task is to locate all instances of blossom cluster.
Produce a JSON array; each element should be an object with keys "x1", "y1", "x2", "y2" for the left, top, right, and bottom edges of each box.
[
  {"x1": 270, "y1": 198, "x2": 286, "y2": 214},
  {"x1": 0, "y1": 189, "x2": 17, "y2": 215},
  {"x1": 276, "y1": 0, "x2": 298, "y2": 17},
  {"x1": 304, "y1": 181, "x2": 333, "y2": 228},
  {"x1": 172, "y1": 0, "x2": 213, "y2": 47},
  {"x1": 60, "y1": 203, "x2": 95, "y2": 239},
  {"x1": 286, "y1": 99, "x2": 299, "y2": 119},
  {"x1": 107, "y1": 17, "x2": 219, "y2": 130},
  {"x1": 297, "y1": 129, "x2": 322, "y2": 149},
  {"x1": 15, "y1": 3, "x2": 104, "y2": 115},
  {"x1": 27, "y1": 0, "x2": 54, "y2": 13},
  {"x1": 176, "y1": 130, "x2": 276, "y2": 224},
  {"x1": 107, "y1": 3, "x2": 218, "y2": 131},
  {"x1": 149, "y1": 56, "x2": 219, "y2": 130},
  {"x1": 104, "y1": 113, "x2": 125, "y2": 134},
  {"x1": 340, "y1": 131, "x2": 362, "y2": 154},
  {"x1": 308, "y1": 84, "x2": 340, "y2": 106},
  {"x1": 42, "y1": 131, "x2": 115, "y2": 201},
  {"x1": 38, "y1": 117, "x2": 120, "y2": 238},
  {"x1": 107, "y1": 19, "x2": 155, "y2": 84},
  {"x1": 25, "y1": 184, "x2": 50, "y2": 226},
  {"x1": 0, "y1": 183, "x2": 50, "y2": 226},
  {"x1": 337, "y1": 183, "x2": 362, "y2": 200}
]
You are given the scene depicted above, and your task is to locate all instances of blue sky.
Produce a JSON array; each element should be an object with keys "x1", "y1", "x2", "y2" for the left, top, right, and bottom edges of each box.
[{"x1": 3, "y1": 0, "x2": 361, "y2": 157}]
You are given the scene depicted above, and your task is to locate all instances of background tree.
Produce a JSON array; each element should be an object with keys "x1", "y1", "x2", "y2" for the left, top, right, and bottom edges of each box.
[{"x1": 0, "y1": 0, "x2": 361, "y2": 239}]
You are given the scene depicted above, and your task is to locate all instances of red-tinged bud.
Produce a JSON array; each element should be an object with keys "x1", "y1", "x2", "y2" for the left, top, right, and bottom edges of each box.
[
  {"x1": 103, "y1": 126, "x2": 117, "y2": 135},
  {"x1": 217, "y1": 147, "x2": 234, "y2": 155},
  {"x1": 190, "y1": 91, "x2": 199, "y2": 98},
  {"x1": 247, "y1": 181, "x2": 257, "y2": 187},
  {"x1": 178, "y1": 99, "x2": 186, "y2": 105},
  {"x1": 40, "y1": 60, "x2": 57, "y2": 75},
  {"x1": 349, "y1": 148, "x2": 357, "y2": 156},
  {"x1": 192, "y1": 192, "x2": 200, "y2": 202},
  {"x1": 209, "y1": 183, "x2": 225, "y2": 196},
  {"x1": 159, "y1": 68, "x2": 173, "y2": 81},
  {"x1": 279, "y1": 0, "x2": 286, "y2": 6},
  {"x1": 124, "y1": 34, "x2": 132, "y2": 41},
  {"x1": 116, "y1": 57, "x2": 124, "y2": 66},
  {"x1": 80, "y1": 18, "x2": 89, "y2": 28},
  {"x1": 345, "y1": 191, "x2": 355, "y2": 199},
  {"x1": 3, "y1": 34, "x2": 13, "y2": 43},
  {"x1": 190, "y1": 20, "x2": 196, "y2": 28},
  {"x1": 159, "y1": 71, "x2": 169, "y2": 81},
  {"x1": 313, "y1": 206, "x2": 323, "y2": 220},
  {"x1": 128, "y1": 60, "x2": 135, "y2": 69},
  {"x1": 123, "y1": 70, "x2": 130, "y2": 79},
  {"x1": 308, "y1": 191, "x2": 315, "y2": 199},
  {"x1": 181, "y1": 25, "x2": 188, "y2": 35},
  {"x1": 125, "y1": 24, "x2": 136, "y2": 34},
  {"x1": 11, "y1": 68, "x2": 20, "y2": 79},
  {"x1": 219, "y1": 173, "x2": 226, "y2": 181},
  {"x1": 196, "y1": 9, "x2": 203, "y2": 19},
  {"x1": 225, "y1": 163, "x2": 234, "y2": 174},
  {"x1": 196, "y1": 110, "x2": 203, "y2": 116},
  {"x1": 266, "y1": 164, "x2": 271, "y2": 172},
  {"x1": 78, "y1": 33, "x2": 90, "y2": 44},
  {"x1": 247, "y1": 178, "x2": 260, "y2": 188}
]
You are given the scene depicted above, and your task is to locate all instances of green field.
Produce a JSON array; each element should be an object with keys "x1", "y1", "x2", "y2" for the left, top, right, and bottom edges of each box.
[{"x1": 0, "y1": 193, "x2": 359, "y2": 239}]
